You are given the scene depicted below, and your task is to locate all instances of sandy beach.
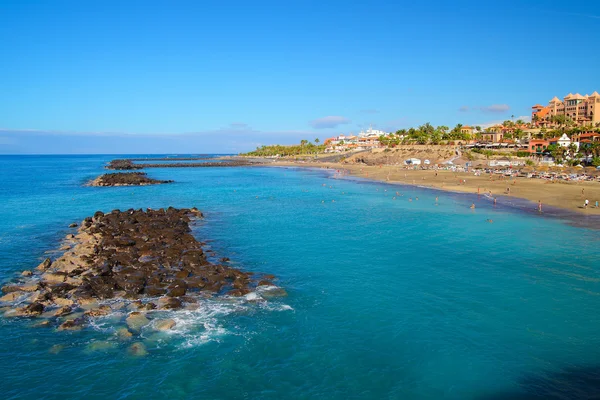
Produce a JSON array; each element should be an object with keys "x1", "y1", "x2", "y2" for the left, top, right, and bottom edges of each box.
[{"x1": 266, "y1": 160, "x2": 600, "y2": 216}]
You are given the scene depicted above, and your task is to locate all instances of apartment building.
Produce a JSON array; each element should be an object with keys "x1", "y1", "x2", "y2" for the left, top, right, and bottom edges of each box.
[{"x1": 532, "y1": 92, "x2": 600, "y2": 127}]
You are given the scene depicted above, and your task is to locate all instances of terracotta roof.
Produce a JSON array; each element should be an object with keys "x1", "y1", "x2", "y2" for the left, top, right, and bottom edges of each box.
[
  {"x1": 589, "y1": 91, "x2": 600, "y2": 98},
  {"x1": 532, "y1": 104, "x2": 543, "y2": 108},
  {"x1": 578, "y1": 133, "x2": 600, "y2": 138}
]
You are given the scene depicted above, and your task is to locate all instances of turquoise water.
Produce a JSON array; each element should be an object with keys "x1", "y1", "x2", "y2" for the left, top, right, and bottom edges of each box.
[{"x1": 1, "y1": 155, "x2": 600, "y2": 400}]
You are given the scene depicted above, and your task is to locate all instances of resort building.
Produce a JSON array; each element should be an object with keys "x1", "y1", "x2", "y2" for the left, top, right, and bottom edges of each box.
[
  {"x1": 528, "y1": 139, "x2": 550, "y2": 154},
  {"x1": 460, "y1": 126, "x2": 474, "y2": 135},
  {"x1": 571, "y1": 132, "x2": 600, "y2": 143},
  {"x1": 532, "y1": 92, "x2": 600, "y2": 127},
  {"x1": 481, "y1": 131, "x2": 504, "y2": 143}
]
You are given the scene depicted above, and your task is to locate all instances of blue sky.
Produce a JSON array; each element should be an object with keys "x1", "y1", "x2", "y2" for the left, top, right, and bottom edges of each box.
[{"x1": 1, "y1": 0, "x2": 599, "y2": 153}]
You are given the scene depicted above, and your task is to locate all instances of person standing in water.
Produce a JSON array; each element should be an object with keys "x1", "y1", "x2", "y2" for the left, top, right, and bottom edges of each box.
[{"x1": 538, "y1": 200, "x2": 542, "y2": 212}]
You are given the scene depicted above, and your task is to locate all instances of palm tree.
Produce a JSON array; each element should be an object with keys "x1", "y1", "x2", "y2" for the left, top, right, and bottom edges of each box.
[
  {"x1": 300, "y1": 139, "x2": 308, "y2": 147},
  {"x1": 315, "y1": 138, "x2": 320, "y2": 145}
]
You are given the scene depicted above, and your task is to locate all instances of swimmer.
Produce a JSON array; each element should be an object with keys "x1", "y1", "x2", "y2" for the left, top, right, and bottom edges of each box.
[
  {"x1": 493, "y1": 197, "x2": 497, "y2": 205},
  {"x1": 409, "y1": 198, "x2": 412, "y2": 202},
  {"x1": 470, "y1": 203, "x2": 475, "y2": 209},
  {"x1": 415, "y1": 197, "x2": 419, "y2": 201},
  {"x1": 435, "y1": 196, "x2": 438, "y2": 202},
  {"x1": 393, "y1": 197, "x2": 396, "y2": 200},
  {"x1": 486, "y1": 219, "x2": 493, "y2": 223}
]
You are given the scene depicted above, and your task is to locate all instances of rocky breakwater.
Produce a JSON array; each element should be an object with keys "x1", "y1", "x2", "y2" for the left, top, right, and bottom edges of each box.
[
  {"x1": 106, "y1": 158, "x2": 252, "y2": 170},
  {"x1": 89, "y1": 172, "x2": 173, "y2": 187},
  {"x1": 1, "y1": 207, "x2": 280, "y2": 334}
]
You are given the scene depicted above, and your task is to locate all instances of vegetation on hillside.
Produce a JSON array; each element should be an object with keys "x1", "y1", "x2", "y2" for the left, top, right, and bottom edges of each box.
[{"x1": 242, "y1": 139, "x2": 326, "y2": 157}]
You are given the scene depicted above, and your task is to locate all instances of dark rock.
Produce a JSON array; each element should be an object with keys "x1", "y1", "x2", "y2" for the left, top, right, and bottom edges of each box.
[
  {"x1": 36, "y1": 258, "x2": 52, "y2": 271},
  {"x1": 24, "y1": 302, "x2": 44, "y2": 316},
  {"x1": 69, "y1": 223, "x2": 78, "y2": 228}
]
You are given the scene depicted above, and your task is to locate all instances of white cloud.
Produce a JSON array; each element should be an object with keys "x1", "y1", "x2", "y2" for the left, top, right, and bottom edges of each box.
[
  {"x1": 480, "y1": 104, "x2": 510, "y2": 113},
  {"x1": 309, "y1": 116, "x2": 351, "y2": 129}
]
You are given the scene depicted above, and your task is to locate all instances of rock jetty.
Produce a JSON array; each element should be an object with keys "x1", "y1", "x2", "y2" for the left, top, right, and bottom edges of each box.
[
  {"x1": 1, "y1": 207, "x2": 277, "y2": 329},
  {"x1": 106, "y1": 159, "x2": 251, "y2": 170},
  {"x1": 89, "y1": 172, "x2": 173, "y2": 187}
]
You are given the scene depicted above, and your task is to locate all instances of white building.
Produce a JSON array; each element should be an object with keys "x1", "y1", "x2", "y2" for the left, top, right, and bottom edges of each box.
[{"x1": 557, "y1": 133, "x2": 571, "y2": 148}]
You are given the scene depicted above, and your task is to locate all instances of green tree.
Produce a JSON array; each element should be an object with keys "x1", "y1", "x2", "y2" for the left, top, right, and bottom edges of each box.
[{"x1": 314, "y1": 138, "x2": 320, "y2": 145}]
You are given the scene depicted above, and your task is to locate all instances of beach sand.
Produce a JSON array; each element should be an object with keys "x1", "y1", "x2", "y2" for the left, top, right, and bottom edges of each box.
[{"x1": 268, "y1": 160, "x2": 600, "y2": 215}]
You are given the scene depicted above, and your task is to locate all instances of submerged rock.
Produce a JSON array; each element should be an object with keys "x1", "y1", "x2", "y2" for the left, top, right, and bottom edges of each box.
[
  {"x1": 115, "y1": 327, "x2": 133, "y2": 341},
  {"x1": 49, "y1": 344, "x2": 65, "y2": 354},
  {"x1": 128, "y1": 342, "x2": 148, "y2": 356}
]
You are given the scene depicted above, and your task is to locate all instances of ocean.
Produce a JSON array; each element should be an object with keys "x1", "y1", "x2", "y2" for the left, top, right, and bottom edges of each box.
[{"x1": 1, "y1": 155, "x2": 599, "y2": 400}]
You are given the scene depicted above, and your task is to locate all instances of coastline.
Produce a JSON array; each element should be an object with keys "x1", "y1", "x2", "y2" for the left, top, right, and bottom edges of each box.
[{"x1": 246, "y1": 158, "x2": 600, "y2": 224}]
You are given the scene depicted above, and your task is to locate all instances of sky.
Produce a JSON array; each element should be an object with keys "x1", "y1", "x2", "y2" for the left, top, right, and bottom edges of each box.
[{"x1": 1, "y1": 0, "x2": 600, "y2": 154}]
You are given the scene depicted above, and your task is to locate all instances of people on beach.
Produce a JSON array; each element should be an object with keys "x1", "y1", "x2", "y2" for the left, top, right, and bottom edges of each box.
[{"x1": 584, "y1": 199, "x2": 589, "y2": 209}]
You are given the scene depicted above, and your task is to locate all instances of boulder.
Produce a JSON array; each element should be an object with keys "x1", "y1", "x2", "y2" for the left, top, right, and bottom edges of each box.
[
  {"x1": 0, "y1": 291, "x2": 24, "y2": 302},
  {"x1": 19, "y1": 302, "x2": 45, "y2": 316},
  {"x1": 53, "y1": 298, "x2": 74, "y2": 307},
  {"x1": 21, "y1": 270, "x2": 33, "y2": 277},
  {"x1": 53, "y1": 306, "x2": 73, "y2": 317},
  {"x1": 126, "y1": 312, "x2": 150, "y2": 332},
  {"x1": 84, "y1": 305, "x2": 111, "y2": 317},
  {"x1": 154, "y1": 319, "x2": 176, "y2": 331},
  {"x1": 58, "y1": 318, "x2": 84, "y2": 331},
  {"x1": 157, "y1": 297, "x2": 182, "y2": 310},
  {"x1": 36, "y1": 258, "x2": 52, "y2": 271},
  {"x1": 69, "y1": 223, "x2": 78, "y2": 228},
  {"x1": 42, "y1": 272, "x2": 67, "y2": 284}
]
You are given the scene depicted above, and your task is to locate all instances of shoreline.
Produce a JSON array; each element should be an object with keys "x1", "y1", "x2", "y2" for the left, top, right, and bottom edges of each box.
[{"x1": 252, "y1": 159, "x2": 600, "y2": 228}]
